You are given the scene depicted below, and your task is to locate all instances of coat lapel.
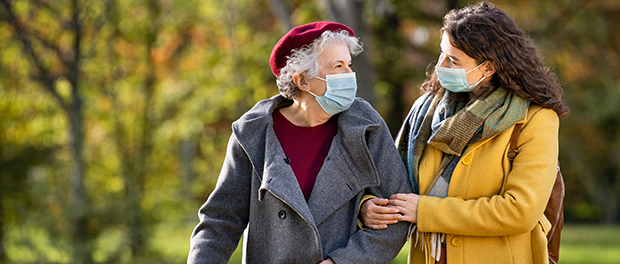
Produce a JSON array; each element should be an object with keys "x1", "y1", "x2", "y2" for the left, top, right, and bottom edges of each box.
[
  {"x1": 259, "y1": 126, "x2": 316, "y2": 226},
  {"x1": 306, "y1": 138, "x2": 359, "y2": 226},
  {"x1": 307, "y1": 115, "x2": 380, "y2": 226}
]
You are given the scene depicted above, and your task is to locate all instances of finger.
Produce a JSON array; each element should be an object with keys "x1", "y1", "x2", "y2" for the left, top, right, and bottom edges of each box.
[
  {"x1": 367, "y1": 201, "x2": 399, "y2": 214},
  {"x1": 387, "y1": 199, "x2": 405, "y2": 207},
  {"x1": 390, "y1": 193, "x2": 411, "y2": 200},
  {"x1": 370, "y1": 205, "x2": 400, "y2": 214},
  {"x1": 366, "y1": 218, "x2": 399, "y2": 226},
  {"x1": 368, "y1": 212, "x2": 401, "y2": 221},
  {"x1": 366, "y1": 223, "x2": 389, "y2": 230},
  {"x1": 371, "y1": 198, "x2": 389, "y2": 206},
  {"x1": 390, "y1": 203, "x2": 415, "y2": 214}
]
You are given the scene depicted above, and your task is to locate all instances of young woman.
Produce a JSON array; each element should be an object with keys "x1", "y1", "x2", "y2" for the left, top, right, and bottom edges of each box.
[{"x1": 361, "y1": 2, "x2": 569, "y2": 264}]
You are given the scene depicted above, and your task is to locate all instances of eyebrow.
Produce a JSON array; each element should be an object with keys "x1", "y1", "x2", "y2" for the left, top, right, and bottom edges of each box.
[
  {"x1": 330, "y1": 59, "x2": 351, "y2": 65},
  {"x1": 439, "y1": 49, "x2": 460, "y2": 62}
]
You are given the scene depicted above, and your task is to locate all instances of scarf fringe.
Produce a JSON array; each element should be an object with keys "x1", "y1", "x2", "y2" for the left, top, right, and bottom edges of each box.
[{"x1": 410, "y1": 226, "x2": 444, "y2": 264}]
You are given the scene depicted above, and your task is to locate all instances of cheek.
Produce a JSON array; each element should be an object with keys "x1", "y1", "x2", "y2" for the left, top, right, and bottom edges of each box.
[
  {"x1": 465, "y1": 70, "x2": 484, "y2": 85},
  {"x1": 309, "y1": 80, "x2": 328, "y2": 96},
  {"x1": 465, "y1": 74, "x2": 476, "y2": 85}
]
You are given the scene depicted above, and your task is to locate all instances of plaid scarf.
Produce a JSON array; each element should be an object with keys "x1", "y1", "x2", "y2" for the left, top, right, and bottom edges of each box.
[{"x1": 395, "y1": 87, "x2": 529, "y2": 262}]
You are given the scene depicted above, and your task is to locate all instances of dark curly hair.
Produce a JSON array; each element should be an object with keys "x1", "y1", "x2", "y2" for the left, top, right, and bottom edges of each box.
[{"x1": 420, "y1": 2, "x2": 569, "y2": 117}]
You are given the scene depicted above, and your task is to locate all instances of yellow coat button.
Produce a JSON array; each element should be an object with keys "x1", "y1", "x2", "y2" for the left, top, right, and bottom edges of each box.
[
  {"x1": 455, "y1": 196, "x2": 464, "y2": 200},
  {"x1": 461, "y1": 156, "x2": 472, "y2": 165},
  {"x1": 452, "y1": 237, "x2": 462, "y2": 247}
]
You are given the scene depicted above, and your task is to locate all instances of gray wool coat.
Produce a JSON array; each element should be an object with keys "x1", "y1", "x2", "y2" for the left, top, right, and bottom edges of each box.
[{"x1": 188, "y1": 95, "x2": 412, "y2": 264}]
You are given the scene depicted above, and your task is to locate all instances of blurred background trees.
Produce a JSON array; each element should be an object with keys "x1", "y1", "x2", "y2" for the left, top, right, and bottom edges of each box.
[{"x1": 0, "y1": 0, "x2": 618, "y2": 263}]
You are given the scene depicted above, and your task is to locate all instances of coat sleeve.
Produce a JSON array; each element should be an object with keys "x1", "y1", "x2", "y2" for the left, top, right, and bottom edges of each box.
[
  {"x1": 188, "y1": 133, "x2": 252, "y2": 264},
  {"x1": 417, "y1": 108, "x2": 559, "y2": 236},
  {"x1": 328, "y1": 118, "x2": 413, "y2": 264}
]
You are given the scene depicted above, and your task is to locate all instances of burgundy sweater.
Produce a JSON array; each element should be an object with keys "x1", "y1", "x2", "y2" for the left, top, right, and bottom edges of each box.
[{"x1": 272, "y1": 109, "x2": 338, "y2": 201}]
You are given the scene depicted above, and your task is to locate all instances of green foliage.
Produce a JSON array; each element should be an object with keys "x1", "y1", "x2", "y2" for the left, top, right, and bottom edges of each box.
[
  {"x1": 1, "y1": 0, "x2": 619, "y2": 262},
  {"x1": 492, "y1": 0, "x2": 620, "y2": 223}
]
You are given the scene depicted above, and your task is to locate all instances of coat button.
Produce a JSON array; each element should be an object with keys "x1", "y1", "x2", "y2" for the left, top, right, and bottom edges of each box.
[
  {"x1": 278, "y1": 210, "x2": 286, "y2": 219},
  {"x1": 455, "y1": 196, "x2": 464, "y2": 200},
  {"x1": 461, "y1": 156, "x2": 472, "y2": 165},
  {"x1": 452, "y1": 237, "x2": 462, "y2": 247}
]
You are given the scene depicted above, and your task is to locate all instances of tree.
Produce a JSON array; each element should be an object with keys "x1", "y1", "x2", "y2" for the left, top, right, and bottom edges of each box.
[
  {"x1": 96, "y1": 0, "x2": 199, "y2": 257},
  {"x1": 0, "y1": 0, "x2": 108, "y2": 262},
  {"x1": 493, "y1": 0, "x2": 620, "y2": 224}
]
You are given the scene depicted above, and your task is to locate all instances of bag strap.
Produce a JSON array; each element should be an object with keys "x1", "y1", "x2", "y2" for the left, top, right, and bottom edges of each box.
[
  {"x1": 507, "y1": 121, "x2": 565, "y2": 264},
  {"x1": 508, "y1": 123, "x2": 523, "y2": 161}
]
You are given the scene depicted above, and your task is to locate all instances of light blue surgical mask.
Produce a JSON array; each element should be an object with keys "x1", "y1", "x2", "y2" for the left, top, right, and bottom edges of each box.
[
  {"x1": 310, "y1": 72, "x2": 357, "y2": 115},
  {"x1": 435, "y1": 53, "x2": 487, "y2": 93}
]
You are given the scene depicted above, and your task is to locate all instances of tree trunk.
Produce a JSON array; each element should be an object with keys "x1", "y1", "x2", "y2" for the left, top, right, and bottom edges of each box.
[
  {"x1": 326, "y1": 0, "x2": 376, "y2": 104},
  {"x1": 68, "y1": 0, "x2": 91, "y2": 261},
  {"x1": 0, "y1": 197, "x2": 5, "y2": 263},
  {"x1": 267, "y1": 0, "x2": 292, "y2": 32},
  {"x1": 68, "y1": 91, "x2": 91, "y2": 264},
  {"x1": 125, "y1": 1, "x2": 161, "y2": 257},
  {"x1": 0, "y1": 0, "x2": 92, "y2": 262}
]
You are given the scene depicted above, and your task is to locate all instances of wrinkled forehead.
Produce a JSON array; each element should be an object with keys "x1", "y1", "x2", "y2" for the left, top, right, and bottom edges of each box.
[{"x1": 317, "y1": 44, "x2": 352, "y2": 67}]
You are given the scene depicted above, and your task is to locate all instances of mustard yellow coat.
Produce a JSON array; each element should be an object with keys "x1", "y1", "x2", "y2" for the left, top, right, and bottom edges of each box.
[{"x1": 409, "y1": 105, "x2": 558, "y2": 264}]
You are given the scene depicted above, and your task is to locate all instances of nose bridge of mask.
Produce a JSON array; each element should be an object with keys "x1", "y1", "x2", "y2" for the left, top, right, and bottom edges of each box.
[
  {"x1": 437, "y1": 53, "x2": 486, "y2": 75},
  {"x1": 326, "y1": 72, "x2": 356, "y2": 80},
  {"x1": 312, "y1": 72, "x2": 356, "y2": 92}
]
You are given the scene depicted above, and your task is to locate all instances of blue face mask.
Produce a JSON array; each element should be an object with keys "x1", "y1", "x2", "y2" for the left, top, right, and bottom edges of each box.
[
  {"x1": 310, "y1": 72, "x2": 357, "y2": 115},
  {"x1": 435, "y1": 53, "x2": 487, "y2": 93}
]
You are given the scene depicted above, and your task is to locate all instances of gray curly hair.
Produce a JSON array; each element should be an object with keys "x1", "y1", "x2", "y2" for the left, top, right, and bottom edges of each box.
[{"x1": 276, "y1": 30, "x2": 363, "y2": 99}]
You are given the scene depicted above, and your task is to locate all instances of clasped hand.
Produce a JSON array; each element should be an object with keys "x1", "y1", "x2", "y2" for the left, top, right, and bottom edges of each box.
[{"x1": 360, "y1": 193, "x2": 421, "y2": 229}]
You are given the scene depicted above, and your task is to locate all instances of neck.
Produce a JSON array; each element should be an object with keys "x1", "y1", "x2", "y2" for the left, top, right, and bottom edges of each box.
[
  {"x1": 468, "y1": 90, "x2": 480, "y2": 103},
  {"x1": 280, "y1": 93, "x2": 331, "y2": 127},
  {"x1": 468, "y1": 82, "x2": 494, "y2": 103}
]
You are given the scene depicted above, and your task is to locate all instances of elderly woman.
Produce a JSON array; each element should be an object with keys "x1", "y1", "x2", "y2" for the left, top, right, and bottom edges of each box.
[{"x1": 188, "y1": 21, "x2": 411, "y2": 264}]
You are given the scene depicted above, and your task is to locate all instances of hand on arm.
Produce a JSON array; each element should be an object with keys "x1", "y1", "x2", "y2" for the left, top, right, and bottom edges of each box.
[
  {"x1": 388, "y1": 193, "x2": 421, "y2": 223},
  {"x1": 319, "y1": 258, "x2": 335, "y2": 264},
  {"x1": 360, "y1": 198, "x2": 402, "y2": 230}
]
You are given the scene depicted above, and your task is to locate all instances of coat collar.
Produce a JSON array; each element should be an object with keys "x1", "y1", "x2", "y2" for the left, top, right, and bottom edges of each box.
[{"x1": 232, "y1": 94, "x2": 383, "y2": 226}]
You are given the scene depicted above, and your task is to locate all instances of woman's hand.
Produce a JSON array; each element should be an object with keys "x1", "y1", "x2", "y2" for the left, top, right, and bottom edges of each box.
[
  {"x1": 360, "y1": 198, "x2": 401, "y2": 230},
  {"x1": 319, "y1": 258, "x2": 335, "y2": 264},
  {"x1": 388, "y1": 193, "x2": 421, "y2": 223}
]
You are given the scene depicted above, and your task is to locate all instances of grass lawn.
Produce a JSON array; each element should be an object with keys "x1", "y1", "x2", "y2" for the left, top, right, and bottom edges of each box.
[
  {"x1": 558, "y1": 224, "x2": 620, "y2": 264},
  {"x1": 222, "y1": 224, "x2": 620, "y2": 264},
  {"x1": 6, "y1": 222, "x2": 620, "y2": 263}
]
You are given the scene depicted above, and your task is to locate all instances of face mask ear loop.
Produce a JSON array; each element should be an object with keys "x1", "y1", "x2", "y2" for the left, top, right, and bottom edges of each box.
[
  {"x1": 466, "y1": 60, "x2": 487, "y2": 74},
  {"x1": 466, "y1": 61, "x2": 488, "y2": 87},
  {"x1": 470, "y1": 75, "x2": 486, "y2": 88},
  {"x1": 307, "y1": 75, "x2": 326, "y2": 98},
  {"x1": 307, "y1": 90, "x2": 319, "y2": 97}
]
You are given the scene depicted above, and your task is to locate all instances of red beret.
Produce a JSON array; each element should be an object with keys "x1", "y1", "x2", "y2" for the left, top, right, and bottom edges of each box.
[{"x1": 269, "y1": 21, "x2": 355, "y2": 77}]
